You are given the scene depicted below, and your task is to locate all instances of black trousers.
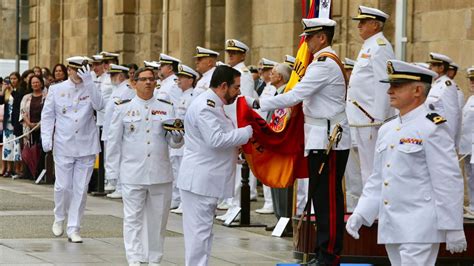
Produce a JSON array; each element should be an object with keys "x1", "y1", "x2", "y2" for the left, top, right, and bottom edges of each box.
[{"x1": 308, "y1": 149, "x2": 349, "y2": 265}]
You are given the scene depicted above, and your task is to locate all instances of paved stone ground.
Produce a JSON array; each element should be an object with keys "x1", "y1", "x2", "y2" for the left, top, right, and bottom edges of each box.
[{"x1": 0, "y1": 178, "x2": 296, "y2": 265}]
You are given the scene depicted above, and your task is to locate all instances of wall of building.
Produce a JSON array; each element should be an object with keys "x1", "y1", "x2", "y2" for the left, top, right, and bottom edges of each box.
[{"x1": 22, "y1": 0, "x2": 474, "y2": 95}]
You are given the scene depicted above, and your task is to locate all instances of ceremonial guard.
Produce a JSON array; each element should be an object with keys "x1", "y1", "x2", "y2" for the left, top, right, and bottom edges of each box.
[
  {"x1": 170, "y1": 64, "x2": 199, "y2": 214},
  {"x1": 217, "y1": 39, "x2": 258, "y2": 220},
  {"x1": 254, "y1": 57, "x2": 278, "y2": 215},
  {"x1": 155, "y1": 53, "x2": 183, "y2": 209},
  {"x1": 103, "y1": 64, "x2": 136, "y2": 199},
  {"x1": 194, "y1": 46, "x2": 219, "y2": 95},
  {"x1": 343, "y1": 57, "x2": 363, "y2": 212},
  {"x1": 346, "y1": 6, "x2": 395, "y2": 187},
  {"x1": 347, "y1": 60, "x2": 467, "y2": 264},
  {"x1": 247, "y1": 18, "x2": 350, "y2": 265},
  {"x1": 41, "y1": 56, "x2": 104, "y2": 243},
  {"x1": 283, "y1": 54, "x2": 296, "y2": 69},
  {"x1": 178, "y1": 66, "x2": 253, "y2": 266},
  {"x1": 461, "y1": 66, "x2": 474, "y2": 219},
  {"x1": 107, "y1": 67, "x2": 183, "y2": 266}
]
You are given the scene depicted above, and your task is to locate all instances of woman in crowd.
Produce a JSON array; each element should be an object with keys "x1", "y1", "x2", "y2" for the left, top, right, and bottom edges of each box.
[
  {"x1": 52, "y1": 63, "x2": 68, "y2": 83},
  {"x1": 32, "y1": 66, "x2": 42, "y2": 77},
  {"x1": 20, "y1": 75, "x2": 47, "y2": 179},
  {"x1": 0, "y1": 72, "x2": 23, "y2": 177}
]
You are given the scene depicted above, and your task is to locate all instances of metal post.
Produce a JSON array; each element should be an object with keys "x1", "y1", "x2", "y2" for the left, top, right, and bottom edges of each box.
[
  {"x1": 15, "y1": 0, "x2": 20, "y2": 72},
  {"x1": 395, "y1": 0, "x2": 407, "y2": 60},
  {"x1": 225, "y1": 156, "x2": 265, "y2": 228}
]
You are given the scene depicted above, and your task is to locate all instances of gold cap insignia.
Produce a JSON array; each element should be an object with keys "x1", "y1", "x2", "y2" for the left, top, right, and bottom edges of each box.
[{"x1": 387, "y1": 61, "x2": 394, "y2": 74}]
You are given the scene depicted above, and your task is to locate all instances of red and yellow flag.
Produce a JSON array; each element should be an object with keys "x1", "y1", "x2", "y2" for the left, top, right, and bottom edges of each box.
[{"x1": 237, "y1": 0, "x2": 329, "y2": 188}]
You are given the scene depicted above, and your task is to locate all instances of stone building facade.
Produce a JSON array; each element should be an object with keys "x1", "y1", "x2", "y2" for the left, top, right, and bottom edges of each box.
[{"x1": 0, "y1": 0, "x2": 473, "y2": 91}]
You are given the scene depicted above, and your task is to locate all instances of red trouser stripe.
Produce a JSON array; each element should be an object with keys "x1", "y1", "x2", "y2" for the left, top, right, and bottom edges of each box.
[{"x1": 327, "y1": 151, "x2": 337, "y2": 254}]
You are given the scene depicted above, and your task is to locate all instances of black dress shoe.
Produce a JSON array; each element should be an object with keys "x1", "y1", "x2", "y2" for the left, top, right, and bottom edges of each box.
[{"x1": 265, "y1": 224, "x2": 276, "y2": 231}]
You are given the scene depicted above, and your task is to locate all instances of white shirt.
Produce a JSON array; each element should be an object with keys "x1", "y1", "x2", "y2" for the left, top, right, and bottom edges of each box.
[
  {"x1": 177, "y1": 89, "x2": 252, "y2": 198},
  {"x1": 41, "y1": 78, "x2": 104, "y2": 157},
  {"x1": 106, "y1": 95, "x2": 182, "y2": 185},
  {"x1": 346, "y1": 32, "x2": 396, "y2": 125},
  {"x1": 194, "y1": 67, "x2": 215, "y2": 96},
  {"x1": 96, "y1": 73, "x2": 113, "y2": 126},
  {"x1": 102, "y1": 80, "x2": 136, "y2": 141},
  {"x1": 259, "y1": 46, "x2": 350, "y2": 151},
  {"x1": 354, "y1": 105, "x2": 464, "y2": 244},
  {"x1": 425, "y1": 75, "x2": 461, "y2": 138}
]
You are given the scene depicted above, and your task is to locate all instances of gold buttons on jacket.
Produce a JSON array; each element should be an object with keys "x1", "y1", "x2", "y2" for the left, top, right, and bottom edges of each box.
[
  {"x1": 396, "y1": 127, "x2": 400, "y2": 131},
  {"x1": 384, "y1": 181, "x2": 388, "y2": 186},
  {"x1": 146, "y1": 129, "x2": 150, "y2": 133},
  {"x1": 390, "y1": 144, "x2": 394, "y2": 149},
  {"x1": 384, "y1": 200, "x2": 388, "y2": 205},
  {"x1": 386, "y1": 164, "x2": 391, "y2": 168}
]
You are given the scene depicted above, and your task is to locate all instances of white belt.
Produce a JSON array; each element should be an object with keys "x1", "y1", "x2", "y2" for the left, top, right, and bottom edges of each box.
[{"x1": 304, "y1": 112, "x2": 346, "y2": 127}]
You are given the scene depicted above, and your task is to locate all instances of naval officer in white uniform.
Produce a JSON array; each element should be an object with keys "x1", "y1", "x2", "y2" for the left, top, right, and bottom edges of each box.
[
  {"x1": 41, "y1": 56, "x2": 104, "y2": 243},
  {"x1": 107, "y1": 67, "x2": 183, "y2": 266},
  {"x1": 178, "y1": 65, "x2": 253, "y2": 266},
  {"x1": 347, "y1": 60, "x2": 467, "y2": 265}
]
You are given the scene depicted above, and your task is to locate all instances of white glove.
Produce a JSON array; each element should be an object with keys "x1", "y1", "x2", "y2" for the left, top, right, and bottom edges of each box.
[
  {"x1": 77, "y1": 64, "x2": 93, "y2": 85},
  {"x1": 446, "y1": 230, "x2": 467, "y2": 254},
  {"x1": 243, "y1": 125, "x2": 253, "y2": 139},
  {"x1": 169, "y1": 130, "x2": 184, "y2": 142},
  {"x1": 345, "y1": 213, "x2": 364, "y2": 239}
]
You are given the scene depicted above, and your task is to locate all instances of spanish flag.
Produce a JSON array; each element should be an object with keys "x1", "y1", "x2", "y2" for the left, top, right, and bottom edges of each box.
[{"x1": 236, "y1": 0, "x2": 331, "y2": 188}]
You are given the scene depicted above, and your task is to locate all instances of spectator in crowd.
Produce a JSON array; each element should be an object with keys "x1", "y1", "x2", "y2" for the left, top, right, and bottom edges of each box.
[
  {"x1": 0, "y1": 72, "x2": 23, "y2": 177},
  {"x1": 0, "y1": 78, "x2": 4, "y2": 175},
  {"x1": 128, "y1": 63, "x2": 139, "y2": 88},
  {"x1": 44, "y1": 73, "x2": 55, "y2": 89},
  {"x1": 33, "y1": 66, "x2": 43, "y2": 77},
  {"x1": 52, "y1": 63, "x2": 68, "y2": 83},
  {"x1": 21, "y1": 70, "x2": 35, "y2": 92},
  {"x1": 20, "y1": 75, "x2": 47, "y2": 179},
  {"x1": 41, "y1": 67, "x2": 52, "y2": 78}
]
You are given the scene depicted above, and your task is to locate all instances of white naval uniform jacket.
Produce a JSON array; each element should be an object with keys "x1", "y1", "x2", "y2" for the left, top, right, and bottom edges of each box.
[
  {"x1": 459, "y1": 96, "x2": 474, "y2": 157},
  {"x1": 173, "y1": 88, "x2": 196, "y2": 157},
  {"x1": 346, "y1": 32, "x2": 395, "y2": 125},
  {"x1": 194, "y1": 67, "x2": 215, "y2": 96},
  {"x1": 259, "y1": 46, "x2": 350, "y2": 151},
  {"x1": 354, "y1": 105, "x2": 464, "y2": 244},
  {"x1": 177, "y1": 89, "x2": 252, "y2": 199},
  {"x1": 106, "y1": 95, "x2": 182, "y2": 185},
  {"x1": 155, "y1": 74, "x2": 182, "y2": 108},
  {"x1": 425, "y1": 75, "x2": 461, "y2": 138},
  {"x1": 102, "y1": 80, "x2": 136, "y2": 141},
  {"x1": 41, "y1": 78, "x2": 104, "y2": 156}
]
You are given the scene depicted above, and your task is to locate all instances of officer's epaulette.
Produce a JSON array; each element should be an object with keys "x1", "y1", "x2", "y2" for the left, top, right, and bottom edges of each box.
[
  {"x1": 445, "y1": 80, "x2": 452, "y2": 86},
  {"x1": 426, "y1": 113, "x2": 446, "y2": 125},
  {"x1": 317, "y1": 56, "x2": 327, "y2": 62},
  {"x1": 115, "y1": 99, "x2": 131, "y2": 105},
  {"x1": 157, "y1": 98, "x2": 173, "y2": 105},
  {"x1": 207, "y1": 99, "x2": 215, "y2": 108},
  {"x1": 241, "y1": 67, "x2": 249, "y2": 72},
  {"x1": 126, "y1": 84, "x2": 132, "y2": 89},
  {"x1": 155, "y1": 84, "x2": 161, "y2": 89},
  {"x1": 376, "y1": 38, "x2": 386, "y2": 46},
  {"x1": 383, "y1": 115, "x2": 397, "y2": 123}
]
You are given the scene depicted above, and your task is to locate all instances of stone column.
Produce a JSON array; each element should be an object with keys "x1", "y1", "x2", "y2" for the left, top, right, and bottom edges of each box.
[
  {"x1": 178, "y1": 0, "x2": 206, "y2": 66},
  {"x1": 225, "y1": 0, "x2": 252, "y2": 63},
  {"x1": 204, "y1": 0, "x2": 225, "y2": 60}
]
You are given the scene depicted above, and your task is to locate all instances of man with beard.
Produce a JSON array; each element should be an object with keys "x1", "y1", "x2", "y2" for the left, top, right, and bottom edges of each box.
[{"x1": 178, "y1": 65, "x2": 253, "y2": 266}]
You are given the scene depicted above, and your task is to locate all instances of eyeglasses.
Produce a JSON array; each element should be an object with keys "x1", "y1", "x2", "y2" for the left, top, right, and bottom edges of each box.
[{"x1": 136, "y1": 77, "x2": 155, "y2": 82}]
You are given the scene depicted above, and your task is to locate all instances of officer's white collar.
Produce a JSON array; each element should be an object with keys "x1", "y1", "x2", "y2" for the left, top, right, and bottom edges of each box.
[
  {"x1": 203, "y1": 67, "x2": 216, "y2": 77},
  {"x1": 134, "y1": 95, "x2": 156, "y2": 104},
  {"x1": 399, "y1": 104, "x2": 425, "y2": 124},
  {"x1": 313, "y1": 46, "x2": 335, "y2": 58},
  {"x1": 364, "y1": 31, "x2": 384, "y2": 44},
  {"x1": 233, "y1": 61, "x2": 246, "y2": 70},
  {"x1": 162, "y1": 74, "x2": 177, "y2": 85},
  {"x1": 117, "y1": 80, "x2": 129, "y2": 88}
]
